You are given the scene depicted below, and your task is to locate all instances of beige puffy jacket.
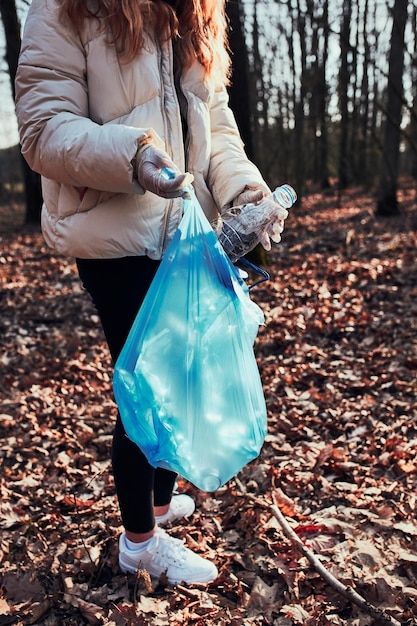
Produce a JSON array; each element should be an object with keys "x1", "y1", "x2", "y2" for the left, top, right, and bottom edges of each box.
[{"x1": 15, "y1": 0, "x2": 269, "y2": 260}]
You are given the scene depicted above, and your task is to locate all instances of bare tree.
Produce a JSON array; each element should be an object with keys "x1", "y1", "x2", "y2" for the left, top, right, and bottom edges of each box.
[
  {"x1": 250, "y1": 0, "x2": 269, "y2": 166},
  {"x1": 338, "y1": 0, "x2": 352, "y2": 191},
  {"x1": 293, "y1": 0, "x2": 307, "y2": 196},
  {"x1": 376, "y1": 0, "x2": 409, "y2": 216},
  {"x1": 408, "y1": 3, "x2": 417, "y2": 179},
  {"x1": 307, "y1": 0, "x2": 330, "y2": 189},
  {"x1": 356, "y1": 0, "x2": 371, "y2": 185},
  {"x1": 226, "y1": 0, "x2": 255, "y2": 160}
]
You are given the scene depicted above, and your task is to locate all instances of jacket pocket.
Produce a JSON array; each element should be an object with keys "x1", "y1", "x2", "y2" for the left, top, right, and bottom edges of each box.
[
  {"x1": 53, "y1": 183, "x2": 117, "y2": 219},
  {"x1": 76, "y1": 187, "x2": 117, "y2": 213}
]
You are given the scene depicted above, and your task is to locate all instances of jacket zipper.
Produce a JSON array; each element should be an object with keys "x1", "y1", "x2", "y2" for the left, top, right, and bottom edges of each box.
[{"x1": 159, "y1": 40, "x2": 184, "y2": 256}]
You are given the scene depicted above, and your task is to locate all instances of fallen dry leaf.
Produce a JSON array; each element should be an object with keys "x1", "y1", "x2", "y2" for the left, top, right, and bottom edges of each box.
[{"x1": 1, "y1": 181, "x2": 416, "y2": 624}]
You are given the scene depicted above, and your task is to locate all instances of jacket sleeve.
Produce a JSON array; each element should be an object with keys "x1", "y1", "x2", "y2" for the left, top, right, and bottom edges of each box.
[
  {"x1": 207, "y1": 87, "x2": 270, "y2": 210},
  {"x1": 15, "y1": 0, "x2": 150, "y2": 194}
]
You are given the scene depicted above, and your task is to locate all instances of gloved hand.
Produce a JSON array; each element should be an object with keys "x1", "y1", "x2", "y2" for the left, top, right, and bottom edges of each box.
[
  {"x1": 136, "y1": 145, "x2": 194, "y2": 198},
  {"x1": 233, "y1": 187, "x2": 264, "y2": 207},
  {"x1": 226, "y1": 188, "x2": 289, "y2": 251}
]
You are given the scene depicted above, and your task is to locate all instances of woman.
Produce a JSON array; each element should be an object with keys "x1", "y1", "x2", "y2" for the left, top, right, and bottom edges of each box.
[{"x1": 15, "y1": 0, "x2": 286, "y2": 585}]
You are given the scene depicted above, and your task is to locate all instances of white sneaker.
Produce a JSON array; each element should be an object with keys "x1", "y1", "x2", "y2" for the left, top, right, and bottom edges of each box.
[
  {"x1": 119, "y1": 529, "x2": 218, "y2": 585},
  {"x1": 155, "y1": 494, "x2": 196, "y2": 526}
]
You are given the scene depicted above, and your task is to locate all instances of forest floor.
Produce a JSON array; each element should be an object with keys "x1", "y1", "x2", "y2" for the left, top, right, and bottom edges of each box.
[{"x1": 0, "y1": 180, "x2": 416, "y2": 626}]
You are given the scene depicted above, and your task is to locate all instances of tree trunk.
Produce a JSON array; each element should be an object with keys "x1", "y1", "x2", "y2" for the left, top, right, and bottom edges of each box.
[
  {"x1": 349, "y1": 0, "x2": 360, "y2": 182},
  {"x1": 226, "y1": 0, "x2": 254, "y2": 161},
  {"x1": 321, "y1": 0, "x2": 330, "y2": 189},
  {"x1": 0, "y1": 0, "x2": 43, "y2": 225},
  {"x1": 250, "y1": 1, "x2": 269, "y2": 167},
  {"x1": 338, "y1": 0, "x2": 352, "y2": 190},
  {"x1": 376, "y1": 0, "x2": 408, "y2": 216},
  {"x1": 357, "y1": 0, "x2": 371, "y2": 186},
  {"x1": 294, "y1": 0, "x2": 307, "y2": 196},
  {"x1": 369, "y1": 1, "x2": 382, "y2": 184},
  {"x1": 409, "y1": 5, "x2": 417, "y2": 179},
  {"x1": 311, "y1": 0, "x2": 330, "y2": 189}
]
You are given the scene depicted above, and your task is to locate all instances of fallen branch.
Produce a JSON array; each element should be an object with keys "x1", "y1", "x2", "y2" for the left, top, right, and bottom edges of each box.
[{"x1": 234, "y1": 478, "x2": 402, "y2": 626}]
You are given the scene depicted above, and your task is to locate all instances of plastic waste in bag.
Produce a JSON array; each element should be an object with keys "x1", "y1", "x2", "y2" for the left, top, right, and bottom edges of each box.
[{"x1": 113, "y1": 187, "x2": 267, "y2": 492}]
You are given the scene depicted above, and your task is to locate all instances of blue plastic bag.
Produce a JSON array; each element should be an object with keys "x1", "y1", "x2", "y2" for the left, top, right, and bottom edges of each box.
[{"x1": 113, "y1": 188, "x2": 267, "y2": 491}]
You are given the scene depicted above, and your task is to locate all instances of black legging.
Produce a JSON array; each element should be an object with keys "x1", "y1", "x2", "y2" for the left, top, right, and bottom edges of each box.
[{"x1": 76, "y1": 256, "x2": 178, "y2": 534}]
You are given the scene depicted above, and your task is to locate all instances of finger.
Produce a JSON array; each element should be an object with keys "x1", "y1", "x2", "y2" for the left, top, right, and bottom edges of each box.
[
  {"x1": 161, "y1": 172, "x2": 194, "y2": 191},
  {"x1": 259, "y1": 231, "x2": 271, "y2": 251},
  {"x1": 272, "y1": 207, "x2": 289, "y2": 221},
  {"x1": 270, "y1": 231, "x2": 282, "y2": 243},
  {"x1": 156, "y1": 172, "x2": 194, "y2": 198},
  {"x1": 244, "y1": 189, "x2": 264, "y2": 204},
  {"x1": 235, "y1": 188, "x2": 264, "y2": 206},
  {"x1": 269, "y1": 222, "x2": 283, "y2": 243},
  {"x1": 269, "y1": 219, "x2": 284, "y2": 234}
]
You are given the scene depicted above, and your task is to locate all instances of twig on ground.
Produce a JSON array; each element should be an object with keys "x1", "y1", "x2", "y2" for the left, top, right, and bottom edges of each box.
[{"x1": 234, "y1": 478, "x2": 402, "y2": 626}]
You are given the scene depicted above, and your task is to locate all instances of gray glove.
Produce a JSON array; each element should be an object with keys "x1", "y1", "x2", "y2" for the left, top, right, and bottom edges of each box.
[{"x1": 136, "y1": 145, "x2": 194, "y2": 199}]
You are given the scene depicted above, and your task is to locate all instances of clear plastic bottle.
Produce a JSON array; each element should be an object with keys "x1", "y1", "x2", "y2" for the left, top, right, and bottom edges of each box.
[{"x1": 218, "y1": 184, "x2": 297, "y2": 261}]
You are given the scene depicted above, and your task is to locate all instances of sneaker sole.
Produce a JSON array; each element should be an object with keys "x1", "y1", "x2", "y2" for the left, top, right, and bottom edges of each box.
[{"x1": 119, "y1": 559, "x2": 218, "y2": 585}]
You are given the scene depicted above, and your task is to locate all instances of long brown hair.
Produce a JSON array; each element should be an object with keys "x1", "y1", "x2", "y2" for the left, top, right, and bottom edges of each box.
[{"x1": 59, "y1": 0, "x2": 230, "y2": 85}]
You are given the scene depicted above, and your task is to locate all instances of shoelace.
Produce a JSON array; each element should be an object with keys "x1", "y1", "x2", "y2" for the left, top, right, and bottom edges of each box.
[
  {"x1": 168, "y1": 497, "x2": 189, "y2": 516},
  {"x1": 154, "y1": 530, "x2": 188, "y2": 565}
]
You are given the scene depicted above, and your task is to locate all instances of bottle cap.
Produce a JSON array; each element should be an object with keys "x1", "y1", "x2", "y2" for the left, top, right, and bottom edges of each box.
[{"x1": 274, "y1": 185, "x2": 297, "y2": 209}]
